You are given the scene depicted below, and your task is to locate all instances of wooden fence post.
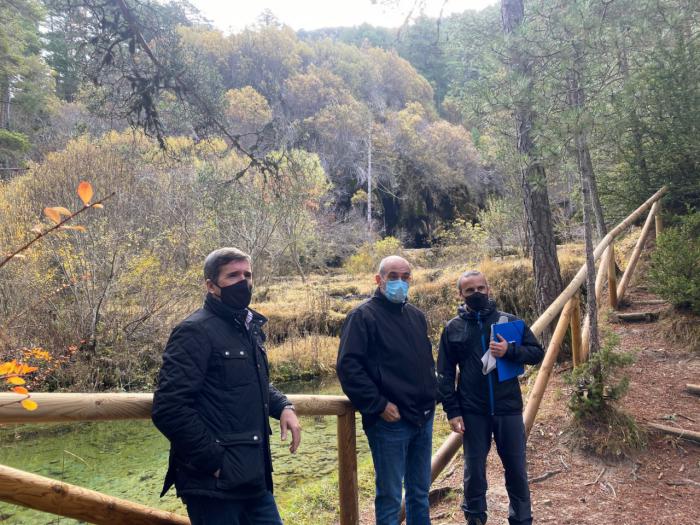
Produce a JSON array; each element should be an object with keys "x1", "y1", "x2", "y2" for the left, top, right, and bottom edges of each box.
[
  {"x1": 523, "y1": 299, "x2": 574, "y2": 436},
  {"x1": 655, "y1": 201, "x2": 663, "y2": 239},
  {"x1": 570, "y1": 295, "x2": 582, "y2": 367},
  {"x1": 617, "y1": 200, "x2": 660, "y2": 303},
  {"x1": 337, "y1": 410, "x2": 359, "y2": 525},
  {"x1": 608, "y1": 242, "x2": 618, "y2": 309}
]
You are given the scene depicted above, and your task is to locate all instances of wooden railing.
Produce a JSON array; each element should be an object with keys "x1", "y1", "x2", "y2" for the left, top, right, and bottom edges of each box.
[
  {"x1": 0, "y1": 394, "x2": 358, "y2": 525},
  {"x1": 424, "y1": 186, "x2": 667, "y2": 498}
]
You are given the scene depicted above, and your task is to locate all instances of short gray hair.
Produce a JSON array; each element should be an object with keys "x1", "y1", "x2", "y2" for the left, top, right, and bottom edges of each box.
[
  {"x1": 204, "y1": 247, "x2": 251, "y2": 283},
  {"x1": 457, "y1": 270, "x2": 485, "y2": 290}
]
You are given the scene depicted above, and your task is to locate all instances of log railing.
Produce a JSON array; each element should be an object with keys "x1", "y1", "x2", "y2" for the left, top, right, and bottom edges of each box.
[
  {"x1": 423, "y1": 186, "x2": 667, "y2": 496},
  {"x1": 0, "y1": 394, "x2": 358, "y2": 525}
]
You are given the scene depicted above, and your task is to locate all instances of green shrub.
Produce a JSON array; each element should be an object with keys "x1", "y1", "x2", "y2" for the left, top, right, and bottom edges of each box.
[
  {"x1": 649, "y1": 211, "x2": 700, "y2": 313},
  {"x1": 344, "y1": 236, "x2": 402, "y2": 275},
  {"x1": 565, "y1": 333, "x2": 645, "y2": 459}
]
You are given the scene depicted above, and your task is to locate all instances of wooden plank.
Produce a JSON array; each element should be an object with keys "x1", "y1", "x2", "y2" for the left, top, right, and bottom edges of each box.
[
  {"x1": 617, "y1": 200, "x2": 660, "y2": 303},
  {"x1": 686, "y1": 384, "x2": 700, "y2": 396},
  {"x1": 0, "y1": 464, "x2": 189, "y2": 525},
  {"x1": 337, "y1": 411, "x2": 359, "y2": 525},
  {"x1": 612, "y1": 311, "x2": 659, "y2": 323},
  {"x1": 524, "y1": 299, "x2": 574, "y2": 436},
  {"x1": 648, "y1": 423, "x2": 700, "y2": 444},
  {"x1": 0, "y1": 393, "x2": 353, "y2": 423}
]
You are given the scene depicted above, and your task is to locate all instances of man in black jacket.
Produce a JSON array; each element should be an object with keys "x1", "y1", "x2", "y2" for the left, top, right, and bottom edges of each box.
[
  {"x1": 437, "y1": 270, "x2": 543, "y2": 525},
  {"x1": 337, "y1": 255, "x2": 438, "y2": 525},
  {"x1": 152, "y1": 247, "x2": 301, "y2": 525}
]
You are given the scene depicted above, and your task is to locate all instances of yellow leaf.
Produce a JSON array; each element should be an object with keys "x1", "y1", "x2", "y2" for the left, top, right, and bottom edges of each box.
[
  {"x1": 21, "y1": 399, "x2": 38, "y2": 411},
  {"x1": 53, "y1": 207, "x2": 72, "y2": 216},
  {"x1": 12, "y1": 386, "x2": 28, "y2": 395},
  {"x1": 60, "y1": 225, "x2": 87, "y2": 232},
  {"x1": 91, "y1": 203, "x2": 104, "y2": 209},
  {"x1": 7, "y1": 376, "x2": 25, "y2": 385},
  {"x1": 44, "y1": 207, "x2": 61, "y2": 224},
  {"x1": 77, "y1": 181, "x2": 93, "y2": 205}
]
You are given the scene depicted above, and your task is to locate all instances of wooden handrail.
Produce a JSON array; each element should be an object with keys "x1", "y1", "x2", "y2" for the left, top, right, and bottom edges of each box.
[
  {"x1": 0, "y1": 394, "x2": 358, "y2": 525},
  {"x1": 0, "y1": 393, "x2": 353, "y2": 423},
  {"x1": 0, "y1": 464, "x2": 189, "y2": 525},
  {"x1": 529, "y1": 186, "x2": 667, "y2": 337}
]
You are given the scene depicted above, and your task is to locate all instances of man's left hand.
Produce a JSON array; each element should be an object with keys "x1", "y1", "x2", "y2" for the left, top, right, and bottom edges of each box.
[
  {"x1": 489, "y1": 334, "x2": 508, "y2": 358},
  {"x1": 280, "y1": 408, "x2": 302, "y2": 453}
]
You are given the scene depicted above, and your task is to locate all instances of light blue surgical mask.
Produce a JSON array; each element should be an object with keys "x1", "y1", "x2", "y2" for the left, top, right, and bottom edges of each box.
[{"x1": 383, "y1": 279, "x2": 409, "y2": 303}]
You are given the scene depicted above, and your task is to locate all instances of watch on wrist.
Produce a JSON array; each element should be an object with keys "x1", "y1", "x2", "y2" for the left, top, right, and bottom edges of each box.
[{"x1": 283, "y1": 404, "x2": 296, "y2": 412}]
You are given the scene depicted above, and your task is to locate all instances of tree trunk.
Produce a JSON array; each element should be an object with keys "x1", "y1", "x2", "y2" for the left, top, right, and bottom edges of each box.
[
  {"x1": 0, "y1": 76, "x2": 10, "y2": 130},
  {"x1": 501, "y1": 0, "x2": 563, "y2": 336},
  {"x1": 567, "y1": 47, "x2": 600, "y2": 356}
]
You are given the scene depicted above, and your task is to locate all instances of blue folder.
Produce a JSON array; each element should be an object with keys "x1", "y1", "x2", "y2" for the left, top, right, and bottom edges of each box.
[{"x1": 492, "y1": 320, "x2": 526, "y2": 382}]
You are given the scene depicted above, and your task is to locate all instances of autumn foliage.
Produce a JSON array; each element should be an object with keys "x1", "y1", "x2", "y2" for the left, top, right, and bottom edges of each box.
[{"x1": 0, "y1": 181, "x2": 106, "y2": 410}]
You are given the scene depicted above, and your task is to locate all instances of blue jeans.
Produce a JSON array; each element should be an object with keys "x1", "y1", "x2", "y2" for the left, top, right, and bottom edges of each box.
[
  {"x1": 365, "y1": 413, "x2": 434, "y2": 525},
  {"x1": 185, "y1": 492, "x2": 283, "y2": 525},
  {"x1": 462, "y1": 414, "x2": 532, "y2": 525}
]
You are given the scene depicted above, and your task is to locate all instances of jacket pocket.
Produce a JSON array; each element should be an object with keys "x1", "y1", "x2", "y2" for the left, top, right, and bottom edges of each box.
[
  {"x1": 214, "y1": 349, "x2": 254, "y2": 388},
  {"x1": 215, "y1": 431, "x2": 266, "y2": 491}
]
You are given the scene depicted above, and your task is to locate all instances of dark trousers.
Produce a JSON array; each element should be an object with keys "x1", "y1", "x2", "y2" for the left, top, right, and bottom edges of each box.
[
  {"x1": 461, "y1": 413, "x2": 532, "y2": 525},
  {"x1": 185, "y1": 492, "x2": 283, "y2": 525}
]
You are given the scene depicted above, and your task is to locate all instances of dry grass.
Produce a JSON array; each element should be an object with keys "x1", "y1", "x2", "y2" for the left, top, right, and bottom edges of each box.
[{"x1": 266, "y1": 335, "x2": 339, "y2": 382}]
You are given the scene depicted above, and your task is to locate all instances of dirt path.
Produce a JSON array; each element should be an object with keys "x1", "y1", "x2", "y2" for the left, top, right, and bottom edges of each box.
[{"x1": 422, "y1": 286, "x2": 700, "y2": 524}]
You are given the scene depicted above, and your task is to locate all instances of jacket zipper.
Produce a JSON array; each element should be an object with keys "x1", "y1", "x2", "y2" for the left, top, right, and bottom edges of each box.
[{"x1": 477, "y1": 312, "x2": 495, "y2": 416}]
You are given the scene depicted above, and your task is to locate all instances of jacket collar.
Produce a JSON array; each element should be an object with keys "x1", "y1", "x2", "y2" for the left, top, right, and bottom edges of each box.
[
  {"x1": 204, "y1": 293, "x2": 267, "y2": 327},
  {"x1": 371, "y1": 287, "x2": 406, "y2": 313}
]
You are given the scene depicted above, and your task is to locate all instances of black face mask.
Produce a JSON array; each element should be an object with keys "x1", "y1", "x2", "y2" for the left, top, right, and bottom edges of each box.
[
  {"x1": 218, "y1": 279, "x2": 252, "y2": 310},
  {"x1": 465, "y1": 291, "x2": 490, "y2": 312}
]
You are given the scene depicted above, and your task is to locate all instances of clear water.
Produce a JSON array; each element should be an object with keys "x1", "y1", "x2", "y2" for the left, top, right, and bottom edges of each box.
[{"x1": 0, "y1": 378, "x2": 370, "y2": 524}]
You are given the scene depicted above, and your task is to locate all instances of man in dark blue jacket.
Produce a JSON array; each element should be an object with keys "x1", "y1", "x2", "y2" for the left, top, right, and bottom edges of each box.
[
  {"x1": 438, "y1": 270, "x2": 543, "y2": 525},
  {"x1": 152, "y1": 247, "x2": 301, "y2": 525},
  {"x1": 337, "y1": 255, "x2": 438, "y2": 525}
]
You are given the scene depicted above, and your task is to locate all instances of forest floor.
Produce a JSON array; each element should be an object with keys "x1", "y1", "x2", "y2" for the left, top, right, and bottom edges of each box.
[{"x1": 358, "y1": 279, "x2": 700, "y2": 524}]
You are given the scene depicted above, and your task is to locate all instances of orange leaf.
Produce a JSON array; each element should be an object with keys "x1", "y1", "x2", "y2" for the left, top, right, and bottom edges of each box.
[
  {"x1": 91, "y1": 203, "x2": 104, "y2": 209},
  {"x1": 60, "y1": 225, "x2": 87, "y2": 232},
  {"x1": 21, "y1": 399, "x2": 38, "y2": 411},
  {"x1": 54, "y1": 207, "x2": 72, "y2": 216},
  {"x1": 12, "y1": 386, "x2": 28, "y2": 395},
  {"x1": 77, "y1": 181, "x2": 93, "y2": 205},
  {"x1": 7, "y1": 376, "x2": 25, "y2": 385},
  {"x1": 44, "y1": 207, "x2": 61, "y2": 224}
]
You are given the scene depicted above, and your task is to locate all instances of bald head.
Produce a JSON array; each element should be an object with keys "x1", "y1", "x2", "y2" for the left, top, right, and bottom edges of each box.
[{"x1": 378, "y1": 255, "x2": 411, "y2": 278}]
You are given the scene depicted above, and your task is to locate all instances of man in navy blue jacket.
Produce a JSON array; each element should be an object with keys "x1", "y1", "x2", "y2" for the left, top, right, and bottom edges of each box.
[{"x1": 437, "y1": 270, "x2": 543, "y2": 525}]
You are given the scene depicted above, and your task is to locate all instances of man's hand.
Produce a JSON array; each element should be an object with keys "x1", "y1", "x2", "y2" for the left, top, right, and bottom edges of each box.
[
  {"x1": 280, "y1": 408, "x2": 302, "y2": 453},
  {"x1": 380, "y1": 401, "x2": 401, "y2": 422},
  {"x1": 449, "y1": 416, "x2": 465, "y2": 434},
  {"x1": 489, "y1": 334, "x2": 509, "y2": 358}
]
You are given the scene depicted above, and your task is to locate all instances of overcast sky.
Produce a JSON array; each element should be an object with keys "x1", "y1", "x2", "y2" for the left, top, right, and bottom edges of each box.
[{"x1": 189, "y1": 0, "x2": 497, "y2": 33}]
